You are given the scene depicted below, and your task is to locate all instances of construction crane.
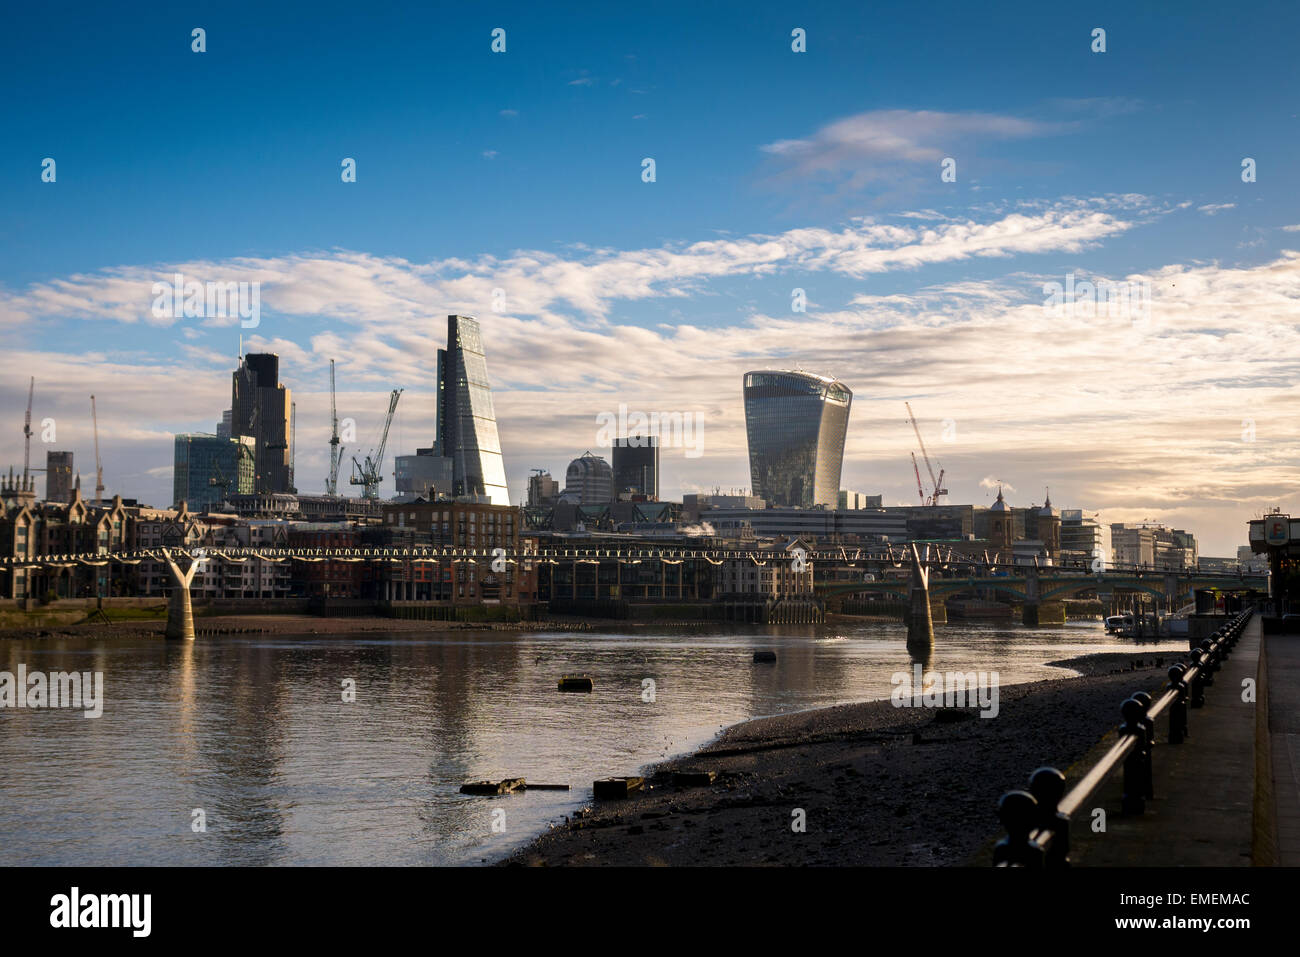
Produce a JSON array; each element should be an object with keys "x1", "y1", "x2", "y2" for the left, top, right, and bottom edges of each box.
[
  {"x1": 90, "y1": 394, "x2": 105, "y2": 504},
  {"x1": 209, "y1": 461, "x2": 232, "y2": 502},
  {"x1": 349, "y1": 388, "x2": 403, "y2": 500},
  {"x1": 22, "y1": 377, "x2": 34, "y2": 483},
  {"x1": 905, "y1": 401, "x2": 947, "y2": 506},
  {"x1": 289, "y1": 401, "x2": 297, "y2": 491},
  {"x1": 910, "y1": 452, "x2": 926, "y2": 505},
  {"x1": 326, "y1": 359, "x2": 345, "y2": 497}
]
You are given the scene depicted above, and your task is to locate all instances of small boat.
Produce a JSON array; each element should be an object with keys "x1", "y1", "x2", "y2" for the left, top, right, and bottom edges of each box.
[{"x1": 558, "y1": 674, "x2": 594, "y2": 692}]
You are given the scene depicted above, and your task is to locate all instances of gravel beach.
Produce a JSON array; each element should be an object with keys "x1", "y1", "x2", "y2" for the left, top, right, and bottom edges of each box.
[{"x1": 505, "y1": 651, "x2": 1179, "y2": 866}]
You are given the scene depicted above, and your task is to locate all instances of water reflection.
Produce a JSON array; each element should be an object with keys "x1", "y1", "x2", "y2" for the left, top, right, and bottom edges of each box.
[{"x1": 0, "y1": 620, "x2": 1185, "y2": 865}]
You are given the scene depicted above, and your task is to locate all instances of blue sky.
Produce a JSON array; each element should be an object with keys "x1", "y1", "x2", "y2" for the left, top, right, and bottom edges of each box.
[{"x1": 3, "y1": 0, "x2": 1299, "y2": 554}]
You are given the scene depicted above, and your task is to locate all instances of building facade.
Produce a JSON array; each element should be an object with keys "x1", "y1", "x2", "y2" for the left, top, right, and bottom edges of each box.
[
  {"x1": 563, "y1": 452, "x2": 614, "y2": 505},
  {"x1": 612, "y1": 437, "x2": 658, "y2": 499},
  {"x1": 173, "y1": 434, "x2": 255, "y2": 509},
  {"x1": 45, "y1": 451, "x2": 74, "y2": 504},
  {"x1": 743, "y1": 370, "x2": 851, "y2": 508},
  {"x1": 230, "y1": 353, "x2": 293, "y2": 494},
  {"x1": 435, "y1": 315, "x2": 510, "y2": 505}
]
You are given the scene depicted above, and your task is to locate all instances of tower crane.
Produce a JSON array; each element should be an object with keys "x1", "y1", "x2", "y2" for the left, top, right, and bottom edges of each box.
[
  {"x1": 90, "y1": 394, "x2": 105, "y2": 504},
  {"x1": 910, "y1": 452, "x2": 926, "y2": 505},
  {"x1": 326, "y1": 359, "x2": 345, "y2": 497},
  {"x1": 349, "y1": 388, "x2": 403, "y2": 500},
  {"x1": 22, "y1": 377, "x2": 34, "y2": 483},
  {"x1": 905, "y1": 401, "x2": 948, "y2": 506}
]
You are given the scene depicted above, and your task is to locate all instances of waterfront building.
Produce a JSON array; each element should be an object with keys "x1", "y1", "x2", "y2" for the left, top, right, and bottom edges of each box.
[
  {"x1": 612, "y1": 436, "x2": 659, "y2": 499},
  {"x1": 1060, "y1": 510, "x2": 1112, "y2": 568},
  {"x1": 172, "y1": 434, "x2": 255, "y2": 509},
  {"x1": 45, "y1": 451, "x2": 74, "y2": 504},
  {"x1": 381, "y1": 500, "x2": 534, "y2": 604},
  {"x1": 563, "y1": 452, "x2": 614, "y2": 505},
  {"x1": 435, "y1": 315, "x2": 510, "y2": 505},
  {"x1": 1111, "y1": 523, "x2": 1196, "y2": 570},
  {"x1": 230, "y1": 353, "x2": 293, "y2": 494},
  {"x1": 0, "y1": 473, "x2": 128, "y2": 600},
  {"x1": 743, "y1": 370, "x2": 852, "y2": 508},
  {"x1": 715, "y1": 538, "x2": 815, "y2": 599}
]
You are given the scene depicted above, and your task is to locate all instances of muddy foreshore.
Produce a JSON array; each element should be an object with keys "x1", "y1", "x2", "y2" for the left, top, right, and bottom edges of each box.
[{"x1": 504, "y1": 651, "x2": 1179, "y2": 867}]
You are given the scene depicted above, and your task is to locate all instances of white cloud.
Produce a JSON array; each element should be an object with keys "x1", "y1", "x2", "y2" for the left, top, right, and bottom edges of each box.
[
  {"x1": 1198, "y1": 203, "x2": 1236, "y2": 215},
  {"x1": 759, "y1": 109, "x2": 1060, "y2": 189},
  {"x1": 3, "y1": 201, "x2": 1296, "y2": 555}
]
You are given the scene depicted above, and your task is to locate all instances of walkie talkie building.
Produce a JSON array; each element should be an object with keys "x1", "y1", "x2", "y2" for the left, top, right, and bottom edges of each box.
[
  {"x1": 743, "y1": 370, "x2": 852, "y2": 509},
  {"x1": 435, "y1": 315, "x2": 510, "y2": 506}
]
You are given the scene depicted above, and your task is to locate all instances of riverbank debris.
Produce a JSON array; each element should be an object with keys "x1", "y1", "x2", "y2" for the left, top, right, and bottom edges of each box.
[
  {"x1": 460, "y1": 778, "x2": 526, "y2": 795},
  {"x1": 523, "y1": 783, "x2": 571, "y2": 791},
  {"x1": 593, "y1": 776, "x2": 644, "y2": 800},
  {"x1": 672, "y1": 769, "x2": 717, "y2": 788},
  {"x1": 558, "y1": 674, "x2": 594, "y2": 692},
  {"x1": 752, "y1": 651, "x2": 777, "y2": 663}
]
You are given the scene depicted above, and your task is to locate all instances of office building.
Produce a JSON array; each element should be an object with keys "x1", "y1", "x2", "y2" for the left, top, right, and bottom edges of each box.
[
  {"x1": 172, "y1": 434, "x2": 256, "y2": 509},
  {"x1": 838, "y1": 490, "x2": 883, "y2": 510},
  {"x1": 394, "y1": 448, "x2": 454, "y2": 503},
  {"x1": 743, "y1": 370, "x2": 851, "y2": 508},
  {"x1": 435, "y1": 315, "x2": 510, "y2": 505},
  {"x1": 563, "y1": 452, "x2": 614, "y2": 505},
  {"x1": 230, "y1": 353, "x2": 293, "y2": 494},
  {"x1": 612, "y1": 436, "x2": 658, "y2": 499}
]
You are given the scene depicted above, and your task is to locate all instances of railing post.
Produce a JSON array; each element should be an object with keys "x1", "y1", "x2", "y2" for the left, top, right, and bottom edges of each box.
[
  {"x1": 993, "y1": 791, "x2": 1044, "y2": 868},
  {"x1": 1200, "y1": 638, "x2": 1217, "y2": 687},
  {"x1": 1189, "y1": 649, "x2": 1207, "y2": 709},
  {"x1": 1167, "y1": 664, "x2": 1188, "y2": 744},
  {"x1": 1131, "y1": 691, "x2": 1156, "y2": 798},
  {"x1": 1120, "y1": 698, "x2": 1148, "y2": 815},
  {"x1": 1029, "y1": 767, "x2": 1069, "y2": 868}
]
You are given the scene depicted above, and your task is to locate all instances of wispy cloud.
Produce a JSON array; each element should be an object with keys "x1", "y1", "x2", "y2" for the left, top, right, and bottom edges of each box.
[{"x1": 759, "y1": 109, "x2": 1060, "y2": 191}]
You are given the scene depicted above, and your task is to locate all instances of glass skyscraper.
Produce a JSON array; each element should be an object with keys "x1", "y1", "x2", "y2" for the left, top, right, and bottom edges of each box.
[
  {"x1": 435, "y1": 315, "x2": 510, "y2": 506},
  {"x1": 173, "y1": 434, "x2": 256, "y2": 509},
  {"x1": 742, "y1": 370, "x2": 852, "y2": 508}
]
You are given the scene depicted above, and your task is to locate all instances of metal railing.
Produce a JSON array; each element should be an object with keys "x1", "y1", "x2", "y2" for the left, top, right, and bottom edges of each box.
[{"x1": 992, "y1": 608, "x2": 1254, "y2": 867}]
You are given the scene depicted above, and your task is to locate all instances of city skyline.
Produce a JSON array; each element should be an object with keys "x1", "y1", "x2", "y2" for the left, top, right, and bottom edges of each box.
[{"x1": 3, "y1": 2, "x2": 1299, "y2": 555}]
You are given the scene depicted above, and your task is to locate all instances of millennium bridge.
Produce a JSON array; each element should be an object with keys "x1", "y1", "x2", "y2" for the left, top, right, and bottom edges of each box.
[{"x1": 0, "y1": 542, "x2": 1265, "y2": 640}]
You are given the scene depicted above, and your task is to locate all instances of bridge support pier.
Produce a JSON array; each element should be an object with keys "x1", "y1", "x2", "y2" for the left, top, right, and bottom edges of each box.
[
  {"x1": 163, "y1": 549, "x2": 200, "y2": 641},
  {"x1": 1022, "y1": 600, "x2": 1066, "y2": 627},
  {"x1": 905, "y1": 544, "x2": 934, "y2": 647}
]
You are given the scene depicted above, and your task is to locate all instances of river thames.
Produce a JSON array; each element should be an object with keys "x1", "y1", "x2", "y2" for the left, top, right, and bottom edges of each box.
[{"x1": 0, "y1": 621, "x2": 1186, "y2": 865}]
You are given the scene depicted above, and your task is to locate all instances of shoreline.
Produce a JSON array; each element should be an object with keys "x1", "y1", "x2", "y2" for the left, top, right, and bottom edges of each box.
[{"x1": 503, "y1": 650, "x2": 1176, "y2": 866}]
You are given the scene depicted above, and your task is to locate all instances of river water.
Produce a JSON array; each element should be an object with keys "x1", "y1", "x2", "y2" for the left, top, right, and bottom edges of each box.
[{"x1": 0, "y1": 620, "x2": 1186, "y2": 865}]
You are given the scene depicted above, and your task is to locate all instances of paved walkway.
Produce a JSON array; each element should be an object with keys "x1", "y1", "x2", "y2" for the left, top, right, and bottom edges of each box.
[{"x1": 1068, "y1": 617, "x2": 1276, "y2": 866}]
